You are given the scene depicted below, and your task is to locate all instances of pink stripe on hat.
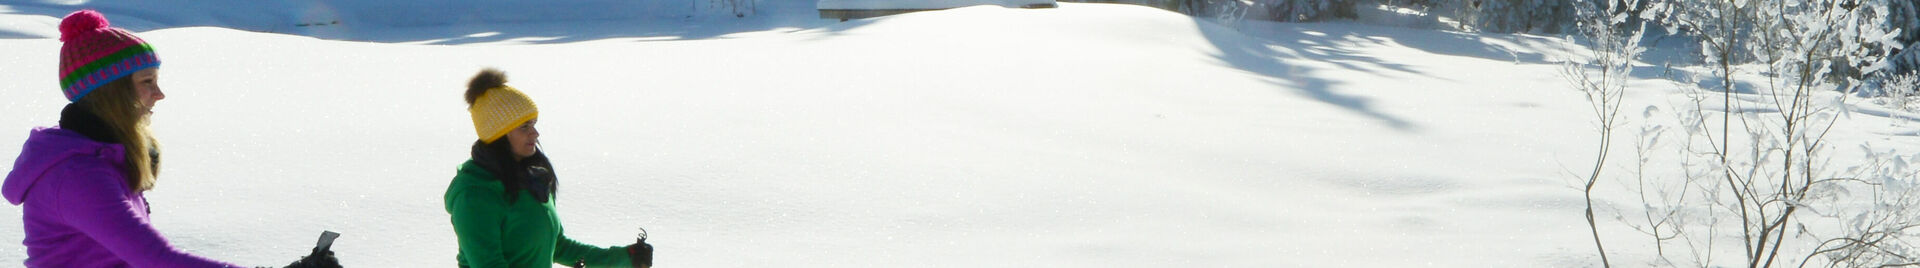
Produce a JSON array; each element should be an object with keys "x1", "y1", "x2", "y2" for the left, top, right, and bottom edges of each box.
[{"x1": 58, "y1": 34, "x2": 139, "y2": 76}]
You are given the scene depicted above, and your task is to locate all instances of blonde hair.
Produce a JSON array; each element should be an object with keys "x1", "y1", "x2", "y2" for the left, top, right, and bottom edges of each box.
[{"x1": 73, "y1": 77, "x2": 159, "y2": 193}]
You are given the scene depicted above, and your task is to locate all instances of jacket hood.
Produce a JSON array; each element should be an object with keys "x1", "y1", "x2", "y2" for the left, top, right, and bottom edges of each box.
[{"x1": 4, "y1": 127, "x2": 125, "y2": 205}]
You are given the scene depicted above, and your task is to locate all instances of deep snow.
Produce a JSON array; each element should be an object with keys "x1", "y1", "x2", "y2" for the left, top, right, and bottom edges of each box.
[{"x1": 0, "y1": 1, "x2": 1916, "y2": 267}]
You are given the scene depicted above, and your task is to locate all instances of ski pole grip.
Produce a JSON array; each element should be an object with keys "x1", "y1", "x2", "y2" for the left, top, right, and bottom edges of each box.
[{"x1": 315, "y1": 231, "x2": 340, "y2": 252}]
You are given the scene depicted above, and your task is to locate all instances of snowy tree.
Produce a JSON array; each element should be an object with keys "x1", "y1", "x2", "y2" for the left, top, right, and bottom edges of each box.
[
  {"x1": 1178, "y1": 0, "x2": 1249, "y2": 23},
  {"x1": 1613, "y1": 0, "x2": 1920, "y2": 267},
  {"x1": 1893, "y1": 0, "x2": 1920, "y2": 46},
  {"x1": 1263, "y1": 0, "x2": 1356, "y2": 22},
  {"x1": 1883, "y1": 73, "x2": 1920, "y2": 112},
  {"x1": 1171, "y1": 0, "x2": 1361, "y2": 23},
  {"x1": 1896, "y1": 43, "x2": 1920, "y2": 75},
  {"x1": 1892, "y1": 0, "x2": 1920, "y2": 75},
  {"x1": 1265, "y1": 0, "x2": 1328, "y2": 22},
  {"x1": 1646, "y1": 0, "x2": 1765, "y2": 66},
  {"x1": 706, "y1": 0, "x2": 755, "y2": 18},
  {"x1": 1381, "y1": 0, "x2": 1448, "y2": 7},
  {"x1": 1462, "y1": 0, "x2": 1581, "y2": 33},
  {"x1": 1750, "y1": 0, "x2": 1901, "y2": 93},
  {"x1": 1647, "y1": 0, "x2": 1900, "y2": 76},
  {"x1": 1559, "y1": 0, "x2": 1647, "y2": 266},
  {"x1": 1751, "y1": 2, "x2": 1909, "y2": 266},
  {"x1": 1363, "y1": 0, "x2": 1598, "y2": 34}
]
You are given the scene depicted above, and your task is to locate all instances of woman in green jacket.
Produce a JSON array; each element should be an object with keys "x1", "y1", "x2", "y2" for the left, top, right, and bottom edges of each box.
[{"x1": 446, "y1": 68, "x2": 653, "y2": 268}]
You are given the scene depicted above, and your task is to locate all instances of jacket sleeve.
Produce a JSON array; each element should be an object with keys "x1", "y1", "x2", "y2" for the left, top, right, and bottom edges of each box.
[
  {"x1": 58, "y1": 167, "x2": 241, "y2": 268},
  {"x1": 552, "y1": 229, "x2": 632, "y2": 268},
  {"x1": 449, "y1": 186, "x2": 513, "y2": 268}
]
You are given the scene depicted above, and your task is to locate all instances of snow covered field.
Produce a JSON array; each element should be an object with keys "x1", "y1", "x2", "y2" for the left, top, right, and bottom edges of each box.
[{"x1": 1, "y1": 1, "x2": 1916, "y2": 267}]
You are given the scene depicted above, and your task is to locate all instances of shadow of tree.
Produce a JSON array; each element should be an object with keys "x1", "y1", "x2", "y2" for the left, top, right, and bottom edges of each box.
[{"x1": 1194, "y1": 19, "x2": 1424, "y2": 131}]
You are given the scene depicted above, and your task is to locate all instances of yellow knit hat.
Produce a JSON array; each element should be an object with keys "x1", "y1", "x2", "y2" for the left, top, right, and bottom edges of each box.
[{"x1": 469, "y1": 86, "x2": 539, "y2": 143}]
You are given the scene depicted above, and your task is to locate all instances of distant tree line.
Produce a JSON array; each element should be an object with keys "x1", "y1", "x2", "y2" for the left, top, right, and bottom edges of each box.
[{"x1": 1068, "y1": 0, "x2": 1920, "y2": 84}]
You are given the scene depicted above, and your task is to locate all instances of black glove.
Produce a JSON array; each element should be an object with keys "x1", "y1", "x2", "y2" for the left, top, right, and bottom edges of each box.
[
  {"x1": 626, "y1": 240, "x2": 652, "y2": 268},
  {"x1": 282, "y1": 247, "x2": 341, "y2": 268},
  {"x1": 626, "y1": 227, "x2": 652, "y2": 268}
]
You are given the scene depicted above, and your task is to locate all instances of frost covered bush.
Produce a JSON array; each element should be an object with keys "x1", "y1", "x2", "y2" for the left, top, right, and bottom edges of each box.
[
  {"x1": 1831, "y1": 0, "x2": 1914, "y2": 81},
  {"x1": 1361, "y1": 0, "x2": 1594, "y2": 34},
  {"x1": 1558, "y1": 0, "x2": 1645, "y2": 265},
  {"x1": 1369, "y1": 0, "x2": 1597, "y2": 34},
  {"x1": 1265, "y1": 0, "x2": 1332, "y2": 22},
  {"x1": 1882, "y1": 73, "x2": 1920, "y2": 113},
  {"x1": 1176, "y1": 0, "x2": 1247, "y2": 21},
  {"x1": 1067, "y1": 0, "x2": 1186, "y2": 10},
  {"x1": 706, "y1": 0, "x2": 754, "y2": 17},
  {"x1": 1263, "y1": 0, "x2": 1356, "y2": 22},
  {"x1": 1607, "y1": 0, "x2": 1920, "y2": 267},
  {"x1": 1171, "y1": 0, "x2": 1359, "y2": 23},
  {"x1": 1461, "y1": 0, "x2": 1579, "y2": 33},
  {"x1": 1381, "y1": 0, "x2": 1447, "y2": 8}
]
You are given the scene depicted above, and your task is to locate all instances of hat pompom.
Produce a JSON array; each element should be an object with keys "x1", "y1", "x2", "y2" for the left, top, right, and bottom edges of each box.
[
  {"x1": 59, "y1": 10, "x2": 109, "y2": 42},
  {"x1": 466, "y1": 68, "x2": 508, "y2": 105}
]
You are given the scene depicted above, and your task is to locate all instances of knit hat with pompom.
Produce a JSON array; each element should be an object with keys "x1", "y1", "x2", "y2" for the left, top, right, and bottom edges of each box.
[
  {"x1": 465, "y1": 69, "x2": 539, "y2": 143},
  {"x1": 58, "y1": 9, "x2": 160, "y2": 102}
]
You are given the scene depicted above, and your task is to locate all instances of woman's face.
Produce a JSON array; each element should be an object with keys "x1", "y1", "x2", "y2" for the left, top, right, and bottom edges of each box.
[
  {"x1": 132, "y1": 68, "x2": 163, "y2": 115},
  {"x1": 506, "y1": 119, "x2": 539, "y2": 160}
]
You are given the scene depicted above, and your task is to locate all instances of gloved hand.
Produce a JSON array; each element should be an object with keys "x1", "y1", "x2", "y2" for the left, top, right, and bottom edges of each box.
[
  {"x1": 282, "y1": 247, "x2": 341, "y2": 268},
  {"x1": 627, "y1": 227, "x2": 652, "y2": 268},
  {"x1": 626, "y1": 240, "x2": 652, "y2": 268}
]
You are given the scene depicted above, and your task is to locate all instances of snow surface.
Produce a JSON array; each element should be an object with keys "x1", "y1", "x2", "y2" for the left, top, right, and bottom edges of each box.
[{"x1": 0, "y1": 1, "x2": 1917, "y2": 267}]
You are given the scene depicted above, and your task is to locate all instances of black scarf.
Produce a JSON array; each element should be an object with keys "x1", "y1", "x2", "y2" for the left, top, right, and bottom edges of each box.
[
  {"x1": 59, "y1": 103, "x2": 160, "y2": 168},
  {"x1": 470, "y1": 140, "x2": 556, "y2": 204},
  {"x1": 60, "y1": 103, "x2": 122, "y2": 144}
]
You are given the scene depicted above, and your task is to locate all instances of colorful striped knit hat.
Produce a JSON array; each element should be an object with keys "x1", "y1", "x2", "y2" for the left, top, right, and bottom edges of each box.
[
  {"x1": 58, "y1": 10, "x2": 159, "y2": 102},
  {"x1": 469, "y1": 86, "x2": 539, "y2": 143}
]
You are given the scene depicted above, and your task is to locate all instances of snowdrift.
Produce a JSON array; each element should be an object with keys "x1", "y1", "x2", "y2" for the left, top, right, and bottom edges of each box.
[{"x1": 0, "y1": 1, "x2": 1914, "y2": 267}]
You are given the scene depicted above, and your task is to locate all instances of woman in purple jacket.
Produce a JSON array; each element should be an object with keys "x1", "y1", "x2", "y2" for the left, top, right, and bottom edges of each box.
[{"x1": 1, "y1": 10, "x2": 339, "y2": 268}]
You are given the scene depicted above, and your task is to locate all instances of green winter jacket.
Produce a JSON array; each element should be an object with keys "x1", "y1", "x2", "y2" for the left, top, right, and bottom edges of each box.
[{"x1": 446, "y1": 160, "x2": 631, "y2": 268}]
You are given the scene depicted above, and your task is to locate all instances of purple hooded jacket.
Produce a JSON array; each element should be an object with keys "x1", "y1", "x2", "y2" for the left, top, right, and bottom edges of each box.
[{"x1": 3, "y1": 127, "x2": 239, "y2": 268}]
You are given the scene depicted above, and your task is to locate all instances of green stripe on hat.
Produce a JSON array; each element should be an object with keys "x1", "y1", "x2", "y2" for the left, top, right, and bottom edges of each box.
[{"x1": 60, "y1": 43, "x2": 156, "y2": 88}]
